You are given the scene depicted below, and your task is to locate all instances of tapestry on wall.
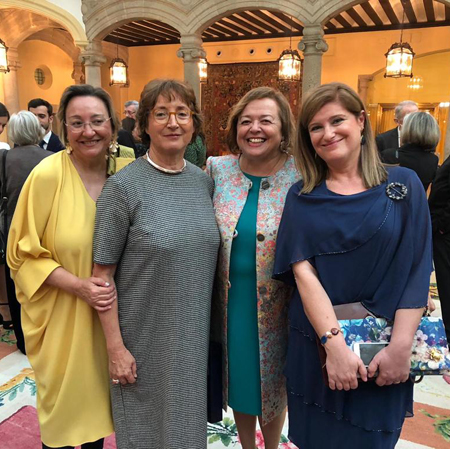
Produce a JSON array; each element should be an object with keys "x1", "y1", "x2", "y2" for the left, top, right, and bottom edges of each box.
[{"x1": 201, "y1": 61, "x2": 302, "y2": 156}]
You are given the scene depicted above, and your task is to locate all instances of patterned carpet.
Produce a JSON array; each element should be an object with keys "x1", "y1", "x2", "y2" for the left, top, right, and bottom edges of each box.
[{"x1": 0, "y1": 288, "x2": 449, "y2": 448}]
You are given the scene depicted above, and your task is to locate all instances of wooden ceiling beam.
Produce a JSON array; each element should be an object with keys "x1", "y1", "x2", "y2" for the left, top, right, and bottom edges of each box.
[
  {"x1": 361, "y1": 2, "x2": 383, "y2": 26},
  {"x1": 235, "y1": 11, "x2": 280, "y2": 33},
  {"x1": 217, "y1": 19, "x2": 253, "y2": 36},
  {"x1": 227, "y1": 14, "x2": 266, "y2": 35},
  {"x1": 135, "y1": 21, "x2": 179, "y2": 38},
  {"x1": 251, "y1": 10, "x2": 292, "y2": 33},
  {"x1": 423, "y1": 0, "x2": 435, "y2": 22},
  {"x1": 402, "y1": 0, "x2": 417, "y2": 24},
  {"x1": 334, "y1": 14, "x2": 352, "y2": 28},
  {"x1": 378, "y1": 0, "x2": 400, "y2": 25},
  {"x1": 345, "y1": 8, "x2": 367, "y2": 27},
  {"x1": 270, "y1": 11, "x2": 303, "y2": 32}
]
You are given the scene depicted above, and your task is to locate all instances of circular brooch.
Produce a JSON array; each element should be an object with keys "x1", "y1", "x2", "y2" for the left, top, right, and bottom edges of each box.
[{"x1": 386, "y1": 182, "x2": 408, "y2": 201}]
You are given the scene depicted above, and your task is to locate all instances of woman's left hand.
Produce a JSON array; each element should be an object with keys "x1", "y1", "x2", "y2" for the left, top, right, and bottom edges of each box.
[{"x1": 367, "y1": 344, "x2": 411, "y2": 386}]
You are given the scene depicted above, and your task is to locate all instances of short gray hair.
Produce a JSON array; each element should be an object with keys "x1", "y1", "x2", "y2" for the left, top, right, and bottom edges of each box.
[
  {"x1": 395, "y1": 100, "x2": 418, "y2": 120},
  {"x1": 401, "y1": 111, "x2": 440, "y2": 151},
  {"x1": 124, "y1": 100, "x2": 139, "y2": 108},
  {"x1": 9, "y1": 110, "x2": 44, "y2": 146}
]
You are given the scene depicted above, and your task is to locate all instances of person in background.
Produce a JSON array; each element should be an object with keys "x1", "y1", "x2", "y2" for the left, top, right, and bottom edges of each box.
[
  {"x1": 0, "y1": 111, "x2": 50, "y2": 353},
  {"x1": 0, "y1": 102, "x2": 10, "y2": 150},
  {"x1": 274, "y1": 82, "x2": 432, "y2": 449},
  {"x1": 124, "y1": 100, "x2": 139, "y2": 119},
  {"x1": 382, "y1": 111, "x2": 439, "y2": 191},
  {"x1": 8, "y1": 85, "x2": 118, "y2": 448},
  {"x1": 429, "y1": 154, "x2": 450, "y2": 343},
  {"x1": 375, "y1": 100, "x2": 418, "y2": 154},
  {"x1": 206, "y1": 86, "x2": 299, "y2": 449},
  {"x1": 184, "y1": 131, "x2": 207, "y2": 168},
  {"x1": 93, "y1": 79, "x2": 219, "y2": 449},
  {"x1": 28, "y1": 98, "x2": 65, "y2": 153}
]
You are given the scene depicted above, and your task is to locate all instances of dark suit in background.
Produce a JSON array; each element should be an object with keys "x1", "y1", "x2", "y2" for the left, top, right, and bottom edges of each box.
[
  {"x1": 375, "y1": 127, "x2": 399, "y2": 154},
  {"x1": 40, "y1": 131, "x2": 65, "y2": 153},
  {"x1": 429, "y1": 155, "x2": 450, "y2": 341},
  {"x1": 381, "y1": 143, "x2": 438, "y2": 191}
]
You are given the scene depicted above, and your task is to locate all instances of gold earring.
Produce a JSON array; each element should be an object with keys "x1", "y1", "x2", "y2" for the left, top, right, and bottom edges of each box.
[
  {"x1": 108, "y1": 140, "x2": 119, "y2": 155},
  {"x1": 66, "y1": 145, "x2": 73, "y2": 155}
]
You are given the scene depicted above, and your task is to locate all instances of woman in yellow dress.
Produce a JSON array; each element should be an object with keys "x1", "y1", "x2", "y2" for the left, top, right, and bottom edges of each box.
[{"x1": 7, "y1": 84, "x2": 118, "y2": 449}]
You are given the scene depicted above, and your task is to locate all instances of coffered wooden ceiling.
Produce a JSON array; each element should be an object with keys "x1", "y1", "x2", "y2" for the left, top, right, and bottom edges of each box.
[{"x1": 104, "y1": 0, "x2": 450, "y2": 46}]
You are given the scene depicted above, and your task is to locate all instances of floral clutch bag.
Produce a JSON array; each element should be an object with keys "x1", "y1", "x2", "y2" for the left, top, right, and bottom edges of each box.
[{"x1": 339, "y1": 316, "x2": 450, "y2": 377}]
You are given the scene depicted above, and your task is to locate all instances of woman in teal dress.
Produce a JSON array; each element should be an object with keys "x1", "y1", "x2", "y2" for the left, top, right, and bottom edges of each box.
[{"x1": 206, "y1": 87, "x2": 299, "y2": 448}]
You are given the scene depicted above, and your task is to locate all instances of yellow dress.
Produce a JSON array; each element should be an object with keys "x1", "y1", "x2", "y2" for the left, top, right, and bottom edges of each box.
[{"x1": 7, "y1": 151, "x2": 113, "y2": 447}]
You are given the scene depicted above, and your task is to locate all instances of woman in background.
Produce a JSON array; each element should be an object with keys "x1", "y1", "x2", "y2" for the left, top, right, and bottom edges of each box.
[
  {"x1": 0, "y1": 102, "x2": 10, "y2": 149},
  {"x1": 207, "y1": 87, "x2": 299, "y2": 448},
  {"x1": 1, "y1": 111, "x2": 50, "y2": 353},
  {"x1": 382, "y1": 111, "x2": 439, "y2": 191}
]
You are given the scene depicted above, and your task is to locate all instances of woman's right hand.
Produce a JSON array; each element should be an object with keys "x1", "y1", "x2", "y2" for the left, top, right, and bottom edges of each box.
[
  {"x1": 74, "y1": 277, "x2": 116, "y2": 311},
  {"x1": 108, "y1": 346, "x2": 137, "y2": 385},
  {"x1": 325, "y1": 338, "x2": 367, "y2": 390}
]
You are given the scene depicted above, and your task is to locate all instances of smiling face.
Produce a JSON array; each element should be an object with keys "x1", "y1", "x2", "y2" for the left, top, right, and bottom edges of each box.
[
  {"x1": 146, "y1": 94, "x2": 194, "y2": 157},
  {"x1": 236, "y1": 98, "x2": 282, "y2": 163},
  {"x1": 308, "y1": 101, "x2": 365, "y2": 168},
  {"x1": 65, "y1": 95, "x2": 112, "y2": 161},
  {"x1": 0, "y1": 116, "x2": 7, "y2": 135}
]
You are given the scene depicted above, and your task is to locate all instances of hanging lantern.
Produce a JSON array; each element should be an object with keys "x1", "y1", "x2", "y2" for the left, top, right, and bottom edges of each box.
[
  {"x1": 278, "y1": 49, "x2": 302, "y2": 81},
  {"x1": 109, "y1": 58, "x2": 128, "y2": 87},
  {"x1": 384, "y1": 42, "x2": 415, "y2": 78},
  {"x1": 198, "y1": 58, "x2": 208, "y2": 83},
  {"x1": 0, "y1": 38, "x2": 9, "y2": 74}
]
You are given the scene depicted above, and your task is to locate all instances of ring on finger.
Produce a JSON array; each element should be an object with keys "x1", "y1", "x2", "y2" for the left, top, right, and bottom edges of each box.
[{"x1": 112, "y1": 379, "x2": 120, "y2": 385}]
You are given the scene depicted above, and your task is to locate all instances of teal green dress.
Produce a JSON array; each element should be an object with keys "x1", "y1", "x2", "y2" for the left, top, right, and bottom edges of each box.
[{"x1": 227, "y1": 173, "x2": 262, "y2": 415}]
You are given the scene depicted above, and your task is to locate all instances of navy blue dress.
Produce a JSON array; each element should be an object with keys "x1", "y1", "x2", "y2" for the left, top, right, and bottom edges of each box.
[{"x1": 273, "y1": 167, "x2": 433, "y2": 449}]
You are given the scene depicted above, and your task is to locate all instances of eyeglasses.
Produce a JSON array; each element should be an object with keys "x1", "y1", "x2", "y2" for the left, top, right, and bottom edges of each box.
[
  {"x1": 151, "y1": 109, "x2": 194, "y2": 125},
  {"x1": 64, "y1": 117, "x2": 112, "y2": 132}
]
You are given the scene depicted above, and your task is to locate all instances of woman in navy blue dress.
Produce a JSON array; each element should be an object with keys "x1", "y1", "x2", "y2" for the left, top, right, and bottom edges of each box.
[{"x1": 274, "y1": 83, "x2": 432, "y2": 448}]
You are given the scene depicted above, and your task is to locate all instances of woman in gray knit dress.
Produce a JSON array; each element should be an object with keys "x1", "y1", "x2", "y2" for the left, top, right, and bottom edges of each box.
[{"x1": 92, "y1": 79, "x2": 220, "y2": 449}]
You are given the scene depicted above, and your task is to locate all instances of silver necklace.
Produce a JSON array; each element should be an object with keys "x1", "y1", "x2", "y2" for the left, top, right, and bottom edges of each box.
[{"x1": 146, "y1": 151, "x2": 186, "y2": 174}]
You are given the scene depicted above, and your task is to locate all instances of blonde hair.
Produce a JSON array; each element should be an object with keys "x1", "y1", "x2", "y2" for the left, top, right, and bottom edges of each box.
[
  {"x1": 226, "y1": 87, "x2": 295, "y2": 154},
  {"x1": 295, "y1": 82, "x2": 387, "y2": 193},
  {"x1": 401, "y1": 111, "x2": 440, "y2": 151}
]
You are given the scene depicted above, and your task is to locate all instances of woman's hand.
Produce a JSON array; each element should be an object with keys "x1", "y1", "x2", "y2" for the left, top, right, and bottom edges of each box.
[
  {"x1": 325, "y1": 338, "x2": 368, "y2": 390},
  {"x1": 368, "y1": 344, "x2": 411, "y2": 386},
  {"x1": 427, "y1": 295, "x2": 436, "y2": 314},
  {"x1": 108, "y1": 346, "x2": 137, "y2": 385},
  {"x1": 74, "y1": 277, "x2": 116, "y2": 311}
]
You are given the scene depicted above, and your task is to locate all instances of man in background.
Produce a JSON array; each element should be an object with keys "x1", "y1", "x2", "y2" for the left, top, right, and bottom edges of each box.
[
  {"x1": 28, "y1": 98, "x2": 65, "y2": 153},
  {"x1": 375, "y1": 100, "x2": 418, "y2": 154},
  {"x1": 124, "y1": 100, "x2": 139, "y2": 120}
]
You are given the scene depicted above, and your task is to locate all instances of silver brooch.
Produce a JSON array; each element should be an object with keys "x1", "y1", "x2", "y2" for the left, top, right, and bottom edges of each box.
[{"x1": 386, "y1": 182, "x2": 407, "y2": 200}]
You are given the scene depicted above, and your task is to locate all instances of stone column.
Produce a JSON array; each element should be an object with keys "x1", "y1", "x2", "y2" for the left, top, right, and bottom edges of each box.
[
  {"x1": 2, "y1": 47, "x2": 21, "y2": 114},
  {"x1": 177, "y1": 34, "x2": 206, "y2": 105},
  {"x1": 298, "y1": 24, "x2": 328, "y2": 95},
  {"x1": 358, "y1": 75, "x2": 373, "y2": 105},
  {"x1": 72, "y1": 62, "x2": 85, "y2": 84},
  {"x1": 81, "y1": 41, "x2": 106, "y2": 87}
]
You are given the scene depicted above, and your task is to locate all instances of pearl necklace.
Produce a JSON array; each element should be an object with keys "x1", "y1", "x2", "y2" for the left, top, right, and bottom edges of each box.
[{"x1": 146, "y1": 151, "x2": 186, "y2": 174}]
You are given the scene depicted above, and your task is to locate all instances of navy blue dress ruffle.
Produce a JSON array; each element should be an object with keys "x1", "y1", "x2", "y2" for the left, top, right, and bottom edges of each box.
[{"x1": 273, "y1": 167, "x2": 433, "y2": 448}]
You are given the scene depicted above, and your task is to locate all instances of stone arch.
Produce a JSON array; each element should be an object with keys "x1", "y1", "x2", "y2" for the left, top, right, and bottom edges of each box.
[
  {"x1": 1, "y1": 0, "x2": 87, "y2": 46},
  {"x1": 25, "y1": 29, "x2": 81, "y2": 63},
  {"x1": 185, "y1": 0, "x2": 312, "y2": 34},
  {"x1": 82, "y1": 1, "x2": 188, "y2": 41}
]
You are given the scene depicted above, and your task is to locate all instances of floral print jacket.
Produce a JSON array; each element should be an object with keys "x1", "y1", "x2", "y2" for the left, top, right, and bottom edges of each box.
[{"x1": 206, "y1": 154, "x2": 299, "y2": 425}]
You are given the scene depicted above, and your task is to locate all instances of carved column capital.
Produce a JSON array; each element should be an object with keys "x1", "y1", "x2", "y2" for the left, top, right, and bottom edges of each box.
[
  {"x1": 177, "y1": 34, "x2": 206, "y2": 62},
  {"x1": 298, "y1": 24, "x2": 328, "y2": 56},
  {"x1": 81, "y1": 41, "x2": 106, "y2": 67},
  {"x1": 6, "y1": 47, "x2": 21, "y2": 71}
]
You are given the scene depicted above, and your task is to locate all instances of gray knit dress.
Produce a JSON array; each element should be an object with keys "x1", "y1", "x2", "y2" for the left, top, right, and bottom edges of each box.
[{"x1": 93, "y1": 158, "x2": 220, "y2": 449}]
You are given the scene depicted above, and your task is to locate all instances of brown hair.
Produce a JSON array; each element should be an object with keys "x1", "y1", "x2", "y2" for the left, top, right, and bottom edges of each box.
[
  {"x1": 296, "y1": 82, "x2": 387, "y2": 193},
  {"x1": 137, "y1": 79, "x2": 202, "y2": 147},
  {"x1": 226, "y1": 86, "x2": 295, "y2": 154},
  {"x1": 57, "y1": 84, "x2": 120, "y2": 145}
]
